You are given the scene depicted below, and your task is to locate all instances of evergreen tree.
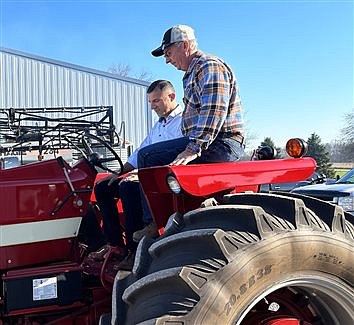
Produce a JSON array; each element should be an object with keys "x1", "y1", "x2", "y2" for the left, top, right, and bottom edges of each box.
[
  {"x1": 260, "y1": 137, "x2": 282, "y2": 158},
  {"x1": 305, "y1": 133, "x2": 335, "y2": 177}
]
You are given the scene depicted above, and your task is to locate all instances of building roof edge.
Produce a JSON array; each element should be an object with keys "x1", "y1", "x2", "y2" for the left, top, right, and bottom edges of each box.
[{"x1": 0, "y1": 47, "x2": 150, "y2": 87}]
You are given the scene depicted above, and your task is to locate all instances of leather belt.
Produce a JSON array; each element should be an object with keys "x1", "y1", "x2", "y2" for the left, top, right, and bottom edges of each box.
[
  {"x1": 218, "y1": 132, "x2": 244, "y2": 145},
  {"x1": 229, "y1": 133, "x2": 244, "y2": 145}
]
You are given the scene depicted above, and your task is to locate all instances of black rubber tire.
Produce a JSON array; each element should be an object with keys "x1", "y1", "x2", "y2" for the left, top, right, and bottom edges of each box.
[{"x1": 112, "y1": 193, "x2": 354, "y2": 325}]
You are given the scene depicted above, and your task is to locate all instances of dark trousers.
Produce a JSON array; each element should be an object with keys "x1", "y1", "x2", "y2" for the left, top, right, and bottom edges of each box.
[
  {"x1": 94, "y1": 177, "x2": 124, "y2": 248},
  {"x1": 78, "y1": 203, "x2": 106, "y2": 252},
  {"x1": 119, "y1": 181, "x2": 144, "y2": 251},
  {"x1": 94, "y1": 177, "x2": 145, "y2": 252}
]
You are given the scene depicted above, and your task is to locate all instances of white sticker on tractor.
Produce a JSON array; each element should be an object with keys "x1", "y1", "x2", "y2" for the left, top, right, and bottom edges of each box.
[{"x1": 33, "y1": 276, "x2": 58, "y2": 301}]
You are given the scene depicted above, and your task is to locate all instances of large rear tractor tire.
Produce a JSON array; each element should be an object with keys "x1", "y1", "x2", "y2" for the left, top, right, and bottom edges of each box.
[{"x1": 111, "y1": 193, "x2": 354, "y2": 325}]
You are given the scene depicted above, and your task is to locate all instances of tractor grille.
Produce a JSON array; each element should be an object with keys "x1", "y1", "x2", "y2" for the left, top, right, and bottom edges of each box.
[{"x1": 293, "y1": 189, "x2": 350, "y2": 203}]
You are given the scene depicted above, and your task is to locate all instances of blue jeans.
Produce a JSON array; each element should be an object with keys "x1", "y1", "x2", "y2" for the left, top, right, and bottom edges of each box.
[{"x1": 138, "y1": 136, "x2": 244, "y2": 168}]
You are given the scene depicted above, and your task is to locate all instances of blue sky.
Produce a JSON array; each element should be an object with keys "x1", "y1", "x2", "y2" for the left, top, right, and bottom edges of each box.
[{"x1": 1, "y1": 0, "x2": 353, "y2": 149}]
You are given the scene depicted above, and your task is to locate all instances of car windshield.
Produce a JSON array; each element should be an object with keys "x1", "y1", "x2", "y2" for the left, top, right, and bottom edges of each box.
[{"x1": 336, "y1": 168, "x2": 354, "y2": 184}]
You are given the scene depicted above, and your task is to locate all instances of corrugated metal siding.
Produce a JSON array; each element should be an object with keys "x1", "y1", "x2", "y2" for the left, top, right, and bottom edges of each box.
[{"x1": 0, "y1": 47, "x2": 152, "y2": 151}]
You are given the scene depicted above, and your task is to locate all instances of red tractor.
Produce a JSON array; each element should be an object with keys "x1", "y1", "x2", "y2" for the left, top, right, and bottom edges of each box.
[{"x1": 0, "y1": 108, "x2": 353, "y2": 325}]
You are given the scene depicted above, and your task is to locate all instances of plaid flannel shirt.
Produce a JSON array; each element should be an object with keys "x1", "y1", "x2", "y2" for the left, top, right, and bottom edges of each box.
[{"x1": 182, "y1": 51, "x2": 244, "y2": 150}]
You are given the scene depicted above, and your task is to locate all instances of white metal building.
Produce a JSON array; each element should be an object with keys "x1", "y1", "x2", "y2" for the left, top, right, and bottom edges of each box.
[{"x1": 0, "y1": 47, "x2": 152, "y2": 154}]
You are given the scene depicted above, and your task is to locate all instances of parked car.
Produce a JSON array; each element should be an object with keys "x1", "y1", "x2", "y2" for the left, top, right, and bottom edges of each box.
[
  {"x1": 291, "y1": 168, "x2": 354, "y2": 215},
  {"x1": 260, "y1": 172, "x2": 325, "y2": 192}
]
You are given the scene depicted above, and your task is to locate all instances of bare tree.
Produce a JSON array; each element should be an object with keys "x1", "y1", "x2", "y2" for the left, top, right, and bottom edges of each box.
[
  {"x1": 107, "y1": 63, "x2": 153, "y2": 82},
  {"x1": 135, "y1": 68, "x2": 153, "y2": 82},
  {"x1": 341, "y1": 110, "x2": 354, "y2": 143},
  {"x1": 107, "y1": 63, "x2": 131, "y2": 77},
  {"x1": 339, "y1": 110, "x2": 354, "y2": 162}
]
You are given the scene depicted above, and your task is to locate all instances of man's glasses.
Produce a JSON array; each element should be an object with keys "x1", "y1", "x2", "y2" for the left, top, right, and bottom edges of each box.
[{"x1": 163, "y1": 42, "x2": 182, "y2": 59}]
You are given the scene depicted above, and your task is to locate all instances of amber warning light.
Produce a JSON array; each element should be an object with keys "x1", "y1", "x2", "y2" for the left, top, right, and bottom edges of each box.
[{"x1": 286, "y1": 138, "x2": 308, "y2": 158}]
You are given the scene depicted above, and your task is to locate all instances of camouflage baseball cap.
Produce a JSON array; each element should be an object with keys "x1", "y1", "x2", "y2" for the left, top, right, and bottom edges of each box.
[{"x1": 151, "y1": 25, "x2": 196, "y2": 57}]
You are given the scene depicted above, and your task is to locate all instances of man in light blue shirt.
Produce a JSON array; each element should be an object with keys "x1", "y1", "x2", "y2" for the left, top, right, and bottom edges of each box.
[
  {"x1": 125, "y1": 100, "x2": 183, "y2": 169},
  {"x1": 89, "y1": 80, "x2": 182, "y2": 270}
]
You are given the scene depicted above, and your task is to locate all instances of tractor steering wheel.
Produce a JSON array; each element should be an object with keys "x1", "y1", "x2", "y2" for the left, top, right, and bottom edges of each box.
[{"x1": 81, "y1": 133, "x2": 124, "y2": 175}]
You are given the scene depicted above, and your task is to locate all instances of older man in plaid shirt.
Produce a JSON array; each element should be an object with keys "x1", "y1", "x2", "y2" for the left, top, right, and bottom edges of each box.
[{"x1": 138, "y1": 24, "x2": 245, "y2": 168}]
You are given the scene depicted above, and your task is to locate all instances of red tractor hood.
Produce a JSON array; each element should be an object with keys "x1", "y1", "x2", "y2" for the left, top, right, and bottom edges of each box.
[
  {"x1": 137, "y1": 157, "x2": 316, "y2": 230},
  {"x1": 139, "y1": 157, "x2": 317, "y2": 197}
]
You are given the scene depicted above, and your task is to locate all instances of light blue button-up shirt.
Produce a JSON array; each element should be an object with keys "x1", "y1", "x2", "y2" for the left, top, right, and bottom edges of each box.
[{"x1": 127, "y1": 105, "x2": 183, "y2": 168}]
